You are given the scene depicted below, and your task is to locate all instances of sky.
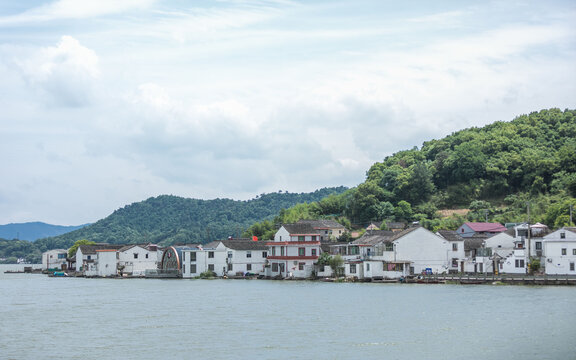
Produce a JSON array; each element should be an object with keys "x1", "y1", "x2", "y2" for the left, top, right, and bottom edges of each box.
[{"x1": 0, "y1": 0, "x2": 575, "y2": 226}]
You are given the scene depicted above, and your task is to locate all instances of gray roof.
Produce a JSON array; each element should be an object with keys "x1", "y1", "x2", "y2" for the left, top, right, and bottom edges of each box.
[
  {"x1": 436, "y1": 230, "x2": 464, "y2": 242},
  {"x1": 297, "y1": 219, "x2": 346, "y2": 229},
  {"x1": 464, "y1": 235, "x2": 487, "y2": 251},
  {"x1": 78, "y1": 244, "x2": 124, "y2": 255},
  {"x1": 352, "y1": 230, "x2": 395, "y2": 245},
  {"x1": 282, "y1": 223, "x2": 321, "y2": 235},
  {"x1": 221, "y1": 239, "x2": 268, "y2": 251},
  {"x1": 389, "y1": 226, "x2": 421, "y2": 242}
]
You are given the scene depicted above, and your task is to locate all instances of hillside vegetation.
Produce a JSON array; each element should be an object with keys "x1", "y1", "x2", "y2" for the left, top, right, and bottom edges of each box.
[
  {"x1": 33, "y1": 187, "x2": 347, "y2": 252},
  {"x1": 245, "y1": 108, "x2": 576, "y2": 238}
]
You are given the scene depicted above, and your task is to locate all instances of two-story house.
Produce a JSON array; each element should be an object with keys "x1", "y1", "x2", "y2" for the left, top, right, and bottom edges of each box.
[{"x1": 266, "y1": 223, "x2": 321, "y2": 278}]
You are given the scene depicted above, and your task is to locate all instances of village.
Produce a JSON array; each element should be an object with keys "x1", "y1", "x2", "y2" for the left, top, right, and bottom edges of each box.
[{"x1": 37, "y1": 219, "x2": 576, "y2": 285}]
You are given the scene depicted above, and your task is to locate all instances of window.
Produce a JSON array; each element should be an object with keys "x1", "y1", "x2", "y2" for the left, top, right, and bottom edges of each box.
[
  {"x1": 452, "y1": 243, "x2": 458, "y2": 251},
  {"x1": 262, "y1": 251, "x2": 267, "y2": 258},
  {"x1": 349, "y1": 264, "x2": 357, "y2": 274},
  {"x1": 298, "y1": 263, "x2": 304, "y2": 271},
  {"x1": 190, "y1": 252, "x2": 197, "y2": 262},
  {"x1": 208, "y1": 251, "x2": 214, "y2": 258},
  {"x1": 272, "y1": 263, "x2": 279, "y2": 272},
  {"x1": 228, "y1": 251, "x2": 233, "y2": 259},
  {"x1": 298, "y1": 236, "x2": 305, "y2": 242},
  {"x1": 133, "y1": 253, "x2": 138, "y2": 259},
  {"x1": 385, "y1": 243, "x2": 393, "y2": 251},
  {"x1": 87, "y1": 255, "x2": 91, "y2": 260},
  {"x1": 208, "y1": 264, "x2": 214, "y2": 271},
  {"x1": 272, "y1": 247, "x2": 276, "y2": 256},
  {"x1": 191, "y1": 264, "x2": 197, "y2": 273},
  {"x1": 311, "y1": 236, "x2": 317, "y2": 241},
  {"x1": 246, "y1": 251, "x2": 252, "y2": 258},
  {"x1": 366, "y1": 263, "x2": 370, "y2": 271},
  {"x1": 562, "y1": 248, "x2": 567, "y2": 256},
  {"x1": 535, "y1": 242, "x2": 542, "y2": 250},
  {"x1": 145, "y1": 253, "x2": 149, "y2": 259},
  {"x1": 57, "y1": 253, "x2": 66, "y2": 259},
  {"x1": 183, "y1": 265, "x2": 185, "y2": 273},
  {"x1": 281, "y1": 247, "x2": 285, "y2": 256},
  {"x1": 298, "y1": 248, "x2": 305, "y2": 256},
  {"x1": 452, "y1": 259, "x2": 458, "y2": 267},
  {"x1": 573, "y1": 249, "x2": 576, "y2": 256},
  {"x1": 227, "y1": 263, "x2": 233, "y2": 271},
  {"x1": 570, "y1": 262, "x2": 575, "y2": 271},
  {"x1": 247, "y1": 264, "x2": 252, "y2": 271},
  {"x1": 515, "y1": 259, "x2": 525, "y2": 268},
  {"x1": 311, "y1": 249, "x2": 317, "y2": 256},
  {"x1": 561, "y1": 232, "x2": 566, "y2": 239}
]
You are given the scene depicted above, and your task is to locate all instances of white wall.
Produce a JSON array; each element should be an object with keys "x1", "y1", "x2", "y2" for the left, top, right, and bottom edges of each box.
[
  {"x1": 96, "y1": 251, "x2": 118, "y2": 277},
  {"x1": 42, "y1": 249, "x2": 67, "y2": 270},
  {"x1": 394, "y1": 228, "x2": 450, "y2": 274},
  {"x1": 118, "y1": 246, "x2": 158, "y2": 276}
]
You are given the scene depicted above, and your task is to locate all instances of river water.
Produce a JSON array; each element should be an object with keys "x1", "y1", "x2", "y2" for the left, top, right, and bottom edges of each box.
[{"x1": 1, "y1": 264, "x2": 575, "y2": 360}]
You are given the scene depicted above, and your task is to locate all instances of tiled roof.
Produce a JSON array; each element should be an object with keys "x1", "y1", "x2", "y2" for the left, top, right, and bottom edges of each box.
[
  {"x1": 297, "y1": 219, "x2": 346, "y2": 229},
  {"x1": 464, "y1": 222, "x2": 507, "y2": 233},
  {"x1": 389, "y1": 226, "x2": 421, "y2": 242},
  {"x1": 436, "y1": 230, "x2": 464, "y2": 242},
  {"x1": 464, "y1": 236, "x2": 487, "y2": 251},
  {"x1": 221, "y1": 239, "x2": 268, "y2": 251},
  {"x1": 78, "y1": 244, "x2": 124, "y2": 255},
  {"x1": 352, "y1": 230, "x2": 395, "y2": 245},
  {"x1": 282, "y1": 223, "x2": 321, "y2": 235}
]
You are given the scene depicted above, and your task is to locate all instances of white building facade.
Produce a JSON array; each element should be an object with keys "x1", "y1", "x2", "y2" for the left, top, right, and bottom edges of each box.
[{"x1": 543, "y1": 228, "x2": 576, "y2": 275}]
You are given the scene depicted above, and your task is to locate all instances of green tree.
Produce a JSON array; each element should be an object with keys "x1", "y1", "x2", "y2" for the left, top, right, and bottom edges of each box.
[
  {"x1": 328, "y1": 255, "x2": 344, "y2": 278},
  {"x1": 394, "y1": 201, "x2": 414, "y2": 222},
  {"x1": 68, "y1": 239, "x2": 96, "y2": 258}
]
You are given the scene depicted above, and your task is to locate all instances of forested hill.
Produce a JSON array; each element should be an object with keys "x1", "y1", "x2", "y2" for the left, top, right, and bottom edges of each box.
[
  {"x1": 0, "y1": 222, "x2": 88, "y2": 241},
  {"x1": 350, "y1": 108, "x2": 576, "y2": 226},
  {"x1": 34, "y1": 187, "x2": 347, "y2": 250},
  {"x1": 244, "y1": 108, "x2": 576, "y2": 239}
]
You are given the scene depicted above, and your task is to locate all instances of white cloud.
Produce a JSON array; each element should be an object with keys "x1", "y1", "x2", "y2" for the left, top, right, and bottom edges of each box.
[
  {"x1": 0, "y1": 0, "x2": 156, "y2": 24},
  {"x1": 13, "y1": 36, "x2": 99, "y2": 107}
]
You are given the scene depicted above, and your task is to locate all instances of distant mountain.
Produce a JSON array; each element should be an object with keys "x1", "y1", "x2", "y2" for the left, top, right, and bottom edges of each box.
[
  {"x1": 35, "y1": 187, "x2": 348, "y2": 250},
  {"x1": 0, "y1": 222, "x2": 89, "y2": 242}
]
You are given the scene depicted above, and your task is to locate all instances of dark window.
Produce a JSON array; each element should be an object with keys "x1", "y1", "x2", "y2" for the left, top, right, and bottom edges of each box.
[
  {"x1": 562, "y1": 248, "x2": 567, "y2": 256},
  {"x1": 535, "y1": 242, "x2": 542, "y2": 250},
  {"x1": 452, "y1": 243, "x2": 458, "y2": 251},
  {"x1": 298, "y1": 248, "x2": 305, "y2": 256},
  {"x1": 561, "y1": 232, "x2": 566, "y2": 239},
  {"x1": 298, "y1": 236, "x2": 305, "y2": 242},
  {"x1": 515, "y1": 259, "x2": 525, "y2": 268},
  {"x1": 349, "y1": 264, "x2": 356, "y2": 273},
  {"x1": 573, "y1": 249, "x2": 576, "y2": 256},
  {"x1": 271, "y1": 247, "x2": 276, "y2": 256},
  {"x1": 281, "y1": 247, "x2": 285, "y2": 256},
  {"x1": 191, "y1": 264, "x2": 196, "y2": 273},
  {"x1": 133, "y1": 253, "x2": 138, "y2": 259},
  {"x1": 208, "y1": 251, "x2": 214, "y2": 258},
  {"x1": 208, "y1": 264, "x2": 214, "y2": 271},
  {"x1": 272, "y1": 263, "x2": 279, "y2": 272},
  {"x1": 298, "y1": 263, "x2": 304, "y2": 270},
  {"x1": 227, "y1": 263, "x2": 232, "y2": 271},
  {"x1": 246, "y1": 251, "x2": 251, "y2": 258},
  {"x1": 247, "y1": 264, "x2": 252, "y2": 271},
  {"x1": 145, "y1": 253, "x2": 149, "y2": 259},
  {"x1": 311, "y1": 236, "x2": 317, "y2": 241},
  {"x1": 262, "y1": 251, "x2": 267, "y2": 258},
  {"x1": 190, "y1": 252, "x2": 196, "y2": 262},
  {"x1": 228, "y1": 252, "x2": 233, "y2": 259},
  {"x1": 570, "y1": 262, "x2": 575, "y2": 271},
  {"x1": 311, "y1": 249, "x2": 317, "y2": 256}
]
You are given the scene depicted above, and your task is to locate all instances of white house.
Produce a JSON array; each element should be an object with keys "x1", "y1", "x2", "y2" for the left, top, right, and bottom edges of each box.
[
  {"x1": 296, "y1": 219, "x2": 348, "y2": 242},
  {"x1": 543, "y1": 227, "x2": 576, "y2": 275},
  {"x1": 42, "y1": 249, "x2": 68, "y2": 270},
  {"x1": 266, "y1": 223, "x2": 321, "y2": 279},
  {"x1": 84, "y1": 249, "x2": 118, "y2": 277},
  {"x1": 117, "y1": 244, "x2": 161, "y2": 276},
  {"x1": 181, "y1": 239, "x2": 268, "y2": 278}
]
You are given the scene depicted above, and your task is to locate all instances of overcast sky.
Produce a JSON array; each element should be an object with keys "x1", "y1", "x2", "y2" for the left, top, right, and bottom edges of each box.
[{"x1": 1, "y1": 0, "x2": 575, "y2": 225}]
